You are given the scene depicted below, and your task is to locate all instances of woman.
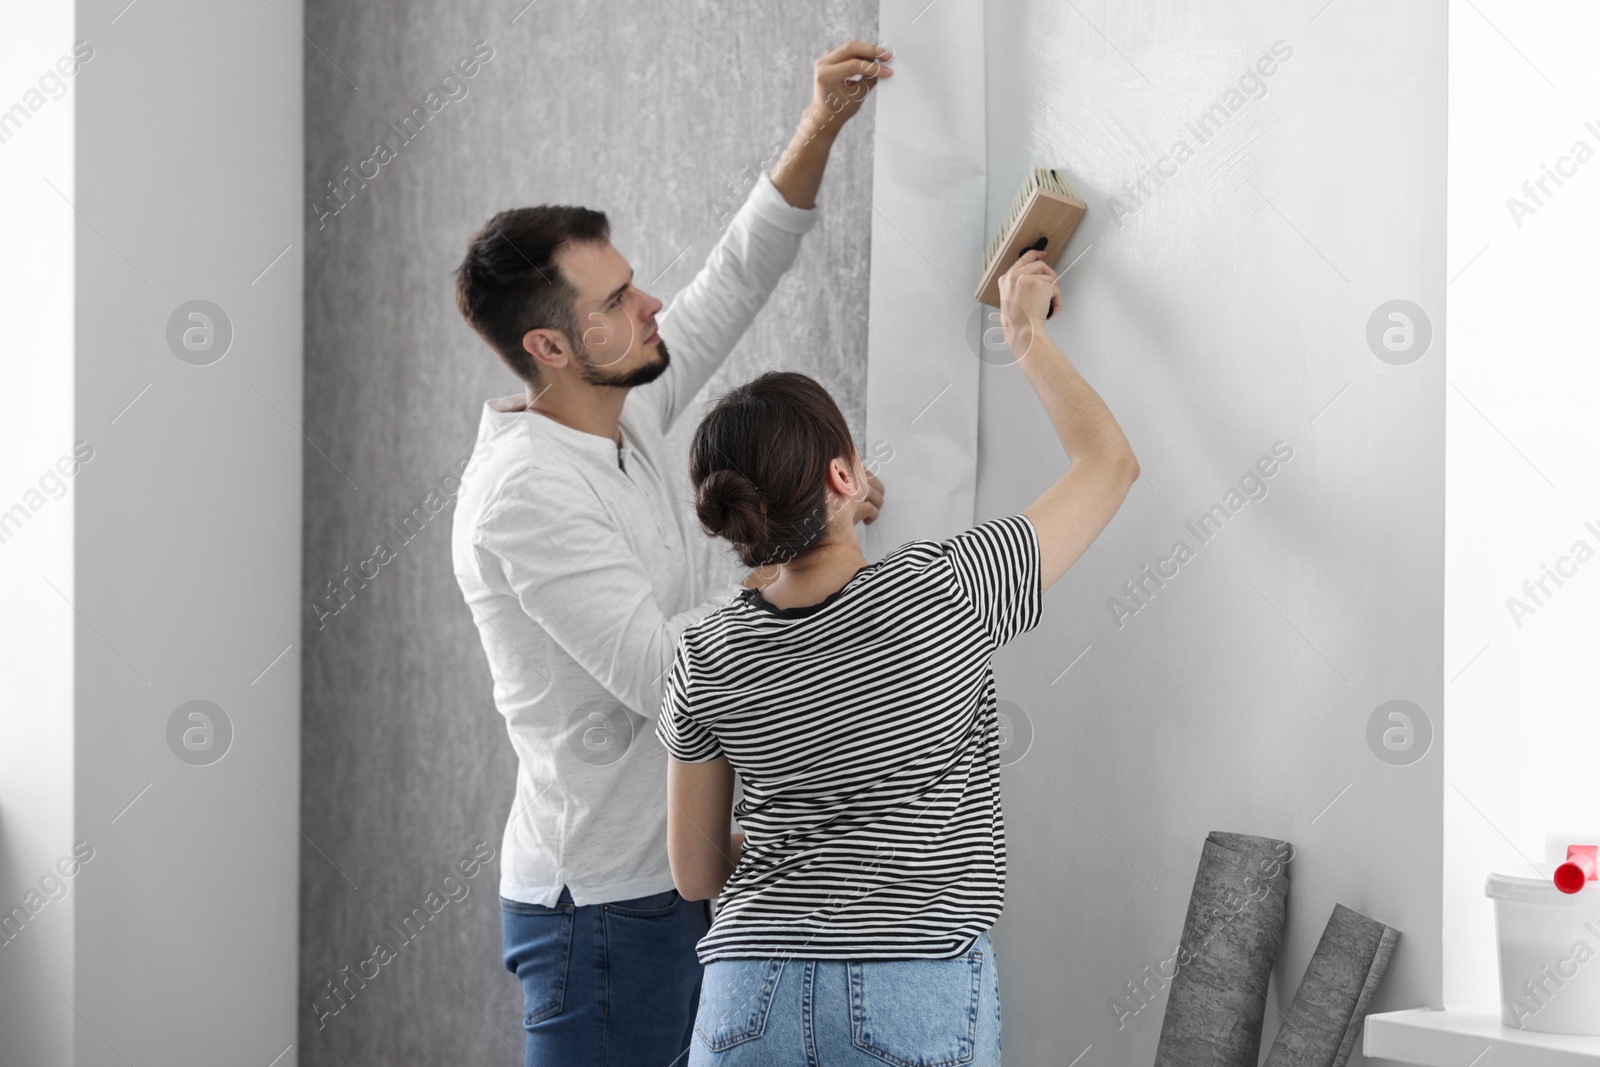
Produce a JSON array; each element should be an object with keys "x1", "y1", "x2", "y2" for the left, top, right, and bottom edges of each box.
[{"x1": 654, "y1": 251, "x2": 1139, "y2": 1064}]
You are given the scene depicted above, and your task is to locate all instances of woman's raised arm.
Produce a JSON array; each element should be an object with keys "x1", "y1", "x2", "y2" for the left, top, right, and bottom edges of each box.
[{"x1": 1002, "y1": 251, "x2": 1140, "y2": 591}]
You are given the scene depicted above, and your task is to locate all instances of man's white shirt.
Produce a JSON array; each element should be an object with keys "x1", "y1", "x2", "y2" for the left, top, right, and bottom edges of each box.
[{"x1": 450, "y1": 174, "x2": 819, "y2": 906}]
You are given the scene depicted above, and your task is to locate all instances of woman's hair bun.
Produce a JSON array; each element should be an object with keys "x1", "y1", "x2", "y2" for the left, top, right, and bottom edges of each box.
[
  {"x1": 696, "y1": 469, "x2": 769, "y2": 550},
  {"x1": 689, "y1": 371, "x2": 858, "y2": 570}
]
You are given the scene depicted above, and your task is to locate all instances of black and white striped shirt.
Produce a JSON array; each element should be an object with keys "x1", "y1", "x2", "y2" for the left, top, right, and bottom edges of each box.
[{"x1": 655, "y1": 514, "x2": 1042, "y2": 962}]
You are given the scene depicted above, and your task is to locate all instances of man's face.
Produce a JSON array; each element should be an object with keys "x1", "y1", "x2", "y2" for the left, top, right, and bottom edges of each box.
[{"x1": 554, "y1": 239, "x2": 669, "y2": 389}]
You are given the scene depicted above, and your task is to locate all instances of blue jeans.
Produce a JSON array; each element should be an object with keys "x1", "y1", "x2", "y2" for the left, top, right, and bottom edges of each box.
[
  {"x1": 501, "y1": 886, "x2": 711, "y2": 1067},
  {"x1": 689, "y1": 931, "x2": 1002, "y2": 1066}
]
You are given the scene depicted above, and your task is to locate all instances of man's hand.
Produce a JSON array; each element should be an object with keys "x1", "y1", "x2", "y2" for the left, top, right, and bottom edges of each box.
[
  {"x1": 856, "y1": 470, "x2": 884, "y2": 526},
  {"x1": 805, "y1": 40, "x2": 893, "y2": 139},
  {"x1": 999, "y1": 250, "x2": 1061, "y2": 353},
  {"x1": 769, "y1": 40, "x2": 893, "y2": 209}
]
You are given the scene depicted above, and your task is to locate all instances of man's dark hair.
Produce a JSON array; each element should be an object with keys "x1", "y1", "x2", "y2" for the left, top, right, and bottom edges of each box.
[{"x1": 453, "y1": 205, "x2": 610, "y2": 382}]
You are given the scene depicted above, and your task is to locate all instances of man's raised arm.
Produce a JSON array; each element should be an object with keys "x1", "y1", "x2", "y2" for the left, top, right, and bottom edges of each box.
[{"x1": 636, "y1": 40, "x2": 892, "y2": 434}]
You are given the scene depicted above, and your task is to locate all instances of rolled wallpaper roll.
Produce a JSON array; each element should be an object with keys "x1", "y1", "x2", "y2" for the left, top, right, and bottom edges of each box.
[
  {"x1": 1154, "y1": 831, "x2": 1292, "y2": 1067},
  {"x1": 1262, "y1": 903, "x2": 1400, "y2": 1067}
]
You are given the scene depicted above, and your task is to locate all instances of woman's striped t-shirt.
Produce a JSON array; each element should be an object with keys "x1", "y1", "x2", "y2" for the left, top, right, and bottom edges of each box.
[{"x1": 654, "y1": 513, "x2": 1042, "y2": 962}]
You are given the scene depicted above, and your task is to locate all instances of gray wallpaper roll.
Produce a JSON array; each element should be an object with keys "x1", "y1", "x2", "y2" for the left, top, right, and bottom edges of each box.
[
  {"x1": 1154, "y1": 831, "x2": 1292, "y2": 1067},
  {"x1": 1263, "y1": 903, "x2": 1401, "y2": 1067}
]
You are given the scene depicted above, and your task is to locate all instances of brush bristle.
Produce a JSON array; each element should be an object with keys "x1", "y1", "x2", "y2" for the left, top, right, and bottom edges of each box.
[{"x1": 981, "y1": 166, "x2": 1076, "y2": 275}]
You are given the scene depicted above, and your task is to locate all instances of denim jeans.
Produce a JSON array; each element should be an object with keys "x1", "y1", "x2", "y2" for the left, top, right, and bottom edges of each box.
[
  {"x1": 501, "y1": 886, "x2": 711, "y2": 1067},
  {"x1": 689, "y1": 931, "x2": 1002, "y2": 1066}
]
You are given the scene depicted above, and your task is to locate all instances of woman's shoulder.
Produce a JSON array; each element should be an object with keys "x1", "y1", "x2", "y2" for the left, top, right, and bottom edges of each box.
[
  {"x1": 682, "y1": 595, "x2": 749, "y2": 642},
  {"x1": 884, "y1": 515, "x2": 1035, "y2": 567},
  {"x1": 865, "y1": 535, "x2": 959, "y2": 585}
]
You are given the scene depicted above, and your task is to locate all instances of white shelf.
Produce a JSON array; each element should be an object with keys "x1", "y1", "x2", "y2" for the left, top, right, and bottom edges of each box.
[{"x1": 1365, "y1": 1008, "x2": 1600, "y2": 1066}]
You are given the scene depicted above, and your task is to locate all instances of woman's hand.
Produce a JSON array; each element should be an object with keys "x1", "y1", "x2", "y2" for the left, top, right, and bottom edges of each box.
[{"x1": 998, "y1": 250, "x2": 1061, "y2": 352}]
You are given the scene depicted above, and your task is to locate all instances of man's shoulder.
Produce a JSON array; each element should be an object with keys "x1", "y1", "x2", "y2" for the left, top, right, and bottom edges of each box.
[
  {"x1": 460, "y1": 430, "x2": 601, "y2": 542},
  {"x1": 478, "y1": 461, "x2": 597, "y2": 517}
]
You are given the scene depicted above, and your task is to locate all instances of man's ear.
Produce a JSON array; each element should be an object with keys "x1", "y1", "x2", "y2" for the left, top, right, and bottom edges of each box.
[{"x1": 522, "y1": 327, "x2": 571, "y2": 372}]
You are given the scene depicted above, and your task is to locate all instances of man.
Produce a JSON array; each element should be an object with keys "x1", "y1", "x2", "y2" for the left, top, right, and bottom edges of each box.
[{"x1": 449, "y1": 40, "x2": 889, "y2": 1067}]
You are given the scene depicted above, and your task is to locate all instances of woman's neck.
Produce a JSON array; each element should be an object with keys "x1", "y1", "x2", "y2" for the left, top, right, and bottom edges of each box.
[{"x1": 757, "y1": 537, "x2": 869, "y2": 611}]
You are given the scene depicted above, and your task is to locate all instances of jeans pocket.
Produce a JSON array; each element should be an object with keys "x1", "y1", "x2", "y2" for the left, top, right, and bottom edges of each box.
[
  {"x1": 604, "y1": 887, "x2": 681, "y2": 917},
  {"x1": 694, "y1": 958, "x2": 784, "y2": 1052},
  {"x1": 501, "y1": 899, "x2": 575, "y2": 1026},
  {"x1": 849, "y1": 949, "x2": 984, "y2": 1067}
]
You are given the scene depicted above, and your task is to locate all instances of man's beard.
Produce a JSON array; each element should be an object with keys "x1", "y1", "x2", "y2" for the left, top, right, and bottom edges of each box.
[{"x1": 575, "y1": 335, "x2": 671, "y2": 389}]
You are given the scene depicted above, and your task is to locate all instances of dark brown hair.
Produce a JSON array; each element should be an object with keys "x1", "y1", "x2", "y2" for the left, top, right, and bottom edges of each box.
[
  {"x1": 690, "y1": 372, "x2": 857, "y2": 569},
  {"x1": 453, "y1": 205, "x2": 610, "y2": 382}
]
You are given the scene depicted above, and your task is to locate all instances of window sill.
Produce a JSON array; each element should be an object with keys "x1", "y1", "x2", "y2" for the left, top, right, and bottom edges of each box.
[{"x1": 1365, "y1": 1008, "x2": 1600, "y2": 1066}]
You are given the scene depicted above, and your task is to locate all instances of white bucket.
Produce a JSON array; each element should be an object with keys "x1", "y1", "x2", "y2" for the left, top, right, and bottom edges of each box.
[{"x1": 1486, "y1": 863, "x2": 1600, "y2": 1035}]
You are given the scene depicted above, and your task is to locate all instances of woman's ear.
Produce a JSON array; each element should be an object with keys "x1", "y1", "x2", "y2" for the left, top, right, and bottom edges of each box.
[{"x1": 827, "y1": 454, "x2": 859, "y2": 501}]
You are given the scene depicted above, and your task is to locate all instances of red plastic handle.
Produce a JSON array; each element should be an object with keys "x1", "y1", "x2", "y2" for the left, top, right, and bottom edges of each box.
[{"x1": 1554, "y1": 845, "x2": 1598, "y2": 894}]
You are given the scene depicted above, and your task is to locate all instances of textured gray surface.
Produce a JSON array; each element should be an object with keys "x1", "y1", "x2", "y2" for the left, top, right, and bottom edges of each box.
[
  {"x1": 298, "y1": 1, "x2": 876, "y2": 1062},
  {"x1": 1264, "y1": 903, "x2": 1401, "y2": 1067},
  {"x1": 1154, "y1": 832, "x2": 1292, "y2": 1067}
]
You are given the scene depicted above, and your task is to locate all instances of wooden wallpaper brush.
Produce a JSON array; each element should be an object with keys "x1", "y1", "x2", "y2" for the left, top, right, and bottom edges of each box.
[{"x1": 975, "y1": 166, "x2": 1087, "y2": 316}]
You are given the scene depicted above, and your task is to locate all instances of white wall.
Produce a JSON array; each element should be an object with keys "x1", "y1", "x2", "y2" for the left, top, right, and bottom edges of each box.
[
  {"x1": 0, "y1": 1, "x2": 302, "y2": 1063},
  {"x1": 879, "y1": 3, "x2": 1447, "y2": 1065},
  {"x1": 1443, "y1": 0, "x2": 1600, "y2": 1010},
  {"x1": 73, "y1": 0, "x2": 304, "y2": 1056},
  {"x1": 0, "y1": 5, "x2": 79, "y2": 1064}
]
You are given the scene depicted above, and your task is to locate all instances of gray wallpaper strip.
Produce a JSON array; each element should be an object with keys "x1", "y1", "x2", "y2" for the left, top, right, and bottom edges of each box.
[{"x1": 298, "y1": 1, "x2": 877, "y2": 1062}]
